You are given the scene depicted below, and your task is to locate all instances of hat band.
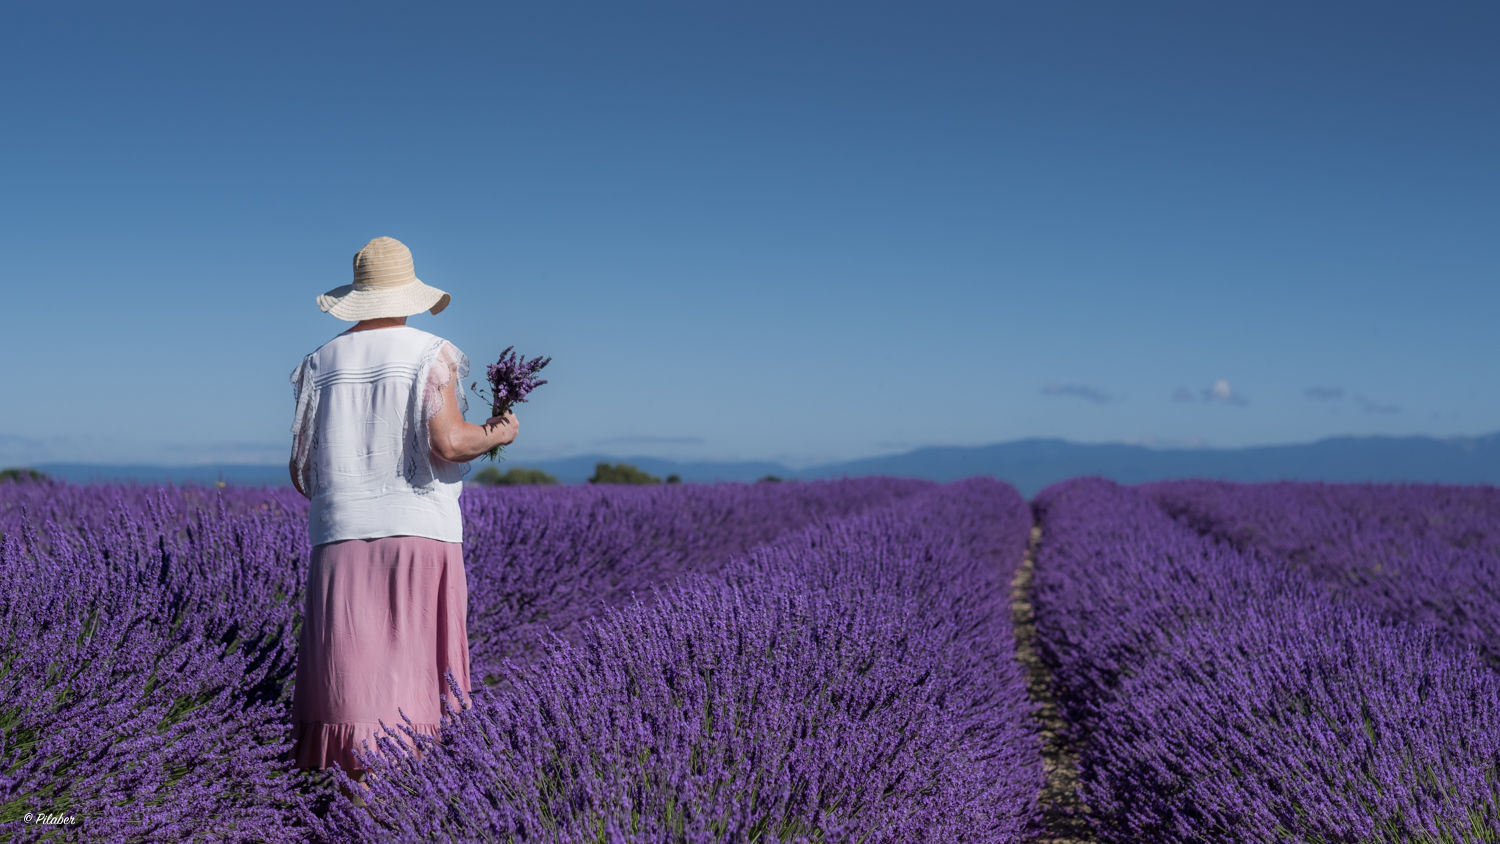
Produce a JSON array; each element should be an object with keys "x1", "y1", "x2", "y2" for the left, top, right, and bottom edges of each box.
[{"x1": 354, "y1": 273, "x2": 419, "y2": 290}]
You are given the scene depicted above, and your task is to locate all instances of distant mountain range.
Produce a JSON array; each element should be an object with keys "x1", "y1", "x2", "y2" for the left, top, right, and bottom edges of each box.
[
  {"x1": 28, "y1": 431, "x2": 1500, "y2": 497},
  {"x1": 794, "y1": 432, "x2": 1500, "y2": 496}
]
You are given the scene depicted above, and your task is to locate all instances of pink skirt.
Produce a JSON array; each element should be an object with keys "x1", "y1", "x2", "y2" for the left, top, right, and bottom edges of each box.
[{"x1": 289, "y1": 535, "x2": 471, "y2": 774}]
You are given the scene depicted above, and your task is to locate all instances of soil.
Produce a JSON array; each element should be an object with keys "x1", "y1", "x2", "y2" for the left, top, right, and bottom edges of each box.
[{"x1": 1010, "y1": 526, "x2": 1098, "y2": 844}]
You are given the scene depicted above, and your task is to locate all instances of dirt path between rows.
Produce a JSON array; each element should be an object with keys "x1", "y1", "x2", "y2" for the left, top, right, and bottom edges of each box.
[{"x1": 1010, "y1": 525, "x2": 1098, "y2": 844}]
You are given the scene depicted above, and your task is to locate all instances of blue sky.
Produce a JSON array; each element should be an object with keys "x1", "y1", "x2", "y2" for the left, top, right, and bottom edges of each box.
[{"x1": 2, "y1": 2, "x2": 1496, "y2": 469}]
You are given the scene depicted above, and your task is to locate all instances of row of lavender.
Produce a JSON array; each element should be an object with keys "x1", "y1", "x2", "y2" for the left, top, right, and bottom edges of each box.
[
  {"x1": 1148, "y1": 480, "x2": 1500, "y2": 666},
  {"x1": 0, "y1": 476, "x2": 1040, "y2": 842},
  {"x1": 458, "y1": 478, "x2": 934, "y2": 677},
  {"x1": 1031, "y1": 478, "x2": 1500, "y2": 843},
  {"x1": 313, "y1": 478, "x2": 1042, "y2": 842}
]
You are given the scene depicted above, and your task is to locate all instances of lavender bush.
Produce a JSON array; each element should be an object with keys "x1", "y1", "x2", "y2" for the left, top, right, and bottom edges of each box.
[
  {"x1": 0, "y1": 483, "x2": 317, "y2": 842},
  {"x1": 459, "y1": 477, "x2": 933, "y2": 676},
  {"x1": 0, "y1": 476, "x2": 1031, "y2": 842},
  {"x1": 1031, "y1": 478, "x2": 1500, "y2": 842},
  {"x1": 312, "y1": 479, "x2": 1042, "y2": 843},
  {"x1": 1147, "y1": 479, "x2": 1500, "y2": 666}
]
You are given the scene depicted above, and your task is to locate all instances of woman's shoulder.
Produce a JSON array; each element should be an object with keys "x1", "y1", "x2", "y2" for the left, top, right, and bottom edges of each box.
[
  {"x1": 398, "y1": 327, "x2": 466, "y2": 361},
  {"x1": 326, "y1": 326, "x2": 444, "y2": 353},
  {"x1": 290, "y1": 346, "x2": 319, "y2": 381},
  {"x1": 400, "y1": 325, "x2": 450, "y2": 348},
  {"x1": 292, "y1": 335, "x2": 341, "y2": 380},
  {"x1": 310, "y1": 327, "x2": 462, "y2": 373}
]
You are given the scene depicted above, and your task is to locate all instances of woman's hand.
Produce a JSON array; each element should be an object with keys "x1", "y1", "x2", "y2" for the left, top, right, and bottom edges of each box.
[
  {"x1": 288, "y1": 457, "x2": 309, "y2": 499},
  {"x1": 484, "y1": 411, "x2": 519, "y2": 447}
]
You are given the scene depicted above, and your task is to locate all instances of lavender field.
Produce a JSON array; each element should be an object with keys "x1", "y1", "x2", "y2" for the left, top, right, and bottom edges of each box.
[
  {"x1": 0, "y1": 477, "x2": 1041, "y2": 842},
  {"x1": 3, "y1": 476, "x2": 1500, "y2": 842},
  {"x1": 1033, "y1": 479, "x2": 1500, "y2": 842}
]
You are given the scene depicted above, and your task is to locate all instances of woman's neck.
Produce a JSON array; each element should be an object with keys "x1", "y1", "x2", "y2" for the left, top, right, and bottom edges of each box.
[{"x1": 346, "y1": 317, "x2": 408, "y2": 333}]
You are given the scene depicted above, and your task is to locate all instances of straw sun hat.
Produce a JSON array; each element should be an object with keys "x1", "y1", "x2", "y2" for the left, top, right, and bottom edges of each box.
[{"x1": 317, "y1": 236, "x2": 451, "y2": 321}]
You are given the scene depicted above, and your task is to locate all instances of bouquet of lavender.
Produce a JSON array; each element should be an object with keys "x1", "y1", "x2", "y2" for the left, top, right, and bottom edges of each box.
[{"x1": 470, "y1": 346, "x2": 550, "y2": 461}]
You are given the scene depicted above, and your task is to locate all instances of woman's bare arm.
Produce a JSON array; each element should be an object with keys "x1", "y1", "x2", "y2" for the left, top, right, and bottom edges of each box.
[{"x1": 428, "y1": 366, "x2": 519, "y2": 463}]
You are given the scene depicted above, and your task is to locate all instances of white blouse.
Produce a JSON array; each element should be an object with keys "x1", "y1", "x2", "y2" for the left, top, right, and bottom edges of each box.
[{"x1": 290, "y1": 326, "x2": 471, "y2": 546}]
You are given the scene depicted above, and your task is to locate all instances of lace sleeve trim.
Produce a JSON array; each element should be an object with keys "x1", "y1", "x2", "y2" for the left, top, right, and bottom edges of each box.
[
  {"x1": 421, "y1": 340, "x2": 470, "y2": 422},
  {"x1": 406, "y1": 338, "x2": 471, "y2": 493}
]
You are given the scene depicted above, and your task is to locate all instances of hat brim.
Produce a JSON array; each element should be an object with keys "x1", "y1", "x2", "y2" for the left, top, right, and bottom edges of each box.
[{"x1": 317, "y1": 279, "x2": 451, "y2": 321}]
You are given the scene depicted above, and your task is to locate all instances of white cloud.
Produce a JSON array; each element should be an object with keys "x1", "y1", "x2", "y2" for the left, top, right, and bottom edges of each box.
[
  {"x1": 1172, "y1": 380, "x2": 1248, "y2": 406},
  {"x1": 1205, "y1": 379, "x2": 1248, "y2": 406}
]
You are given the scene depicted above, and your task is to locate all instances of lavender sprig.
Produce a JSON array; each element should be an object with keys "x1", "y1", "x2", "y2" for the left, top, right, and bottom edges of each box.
[{"x1": 469, "y1": 346, "x2": 550, "y2": 461}]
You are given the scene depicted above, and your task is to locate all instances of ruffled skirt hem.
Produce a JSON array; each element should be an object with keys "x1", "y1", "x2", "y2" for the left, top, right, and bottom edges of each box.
[{"x1": 288, "y1": 719, "x2": 443, "y2": 773}]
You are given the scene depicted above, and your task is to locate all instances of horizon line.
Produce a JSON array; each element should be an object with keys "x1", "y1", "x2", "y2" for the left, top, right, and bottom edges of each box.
[{"x1": 14, "y1": 428, "x2": 1497, "y2": 472}]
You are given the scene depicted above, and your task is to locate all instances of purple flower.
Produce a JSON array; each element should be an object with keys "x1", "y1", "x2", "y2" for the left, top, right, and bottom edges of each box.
[{"x1": 469, "y1": 346, "x2": 550, "y2": 461}]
